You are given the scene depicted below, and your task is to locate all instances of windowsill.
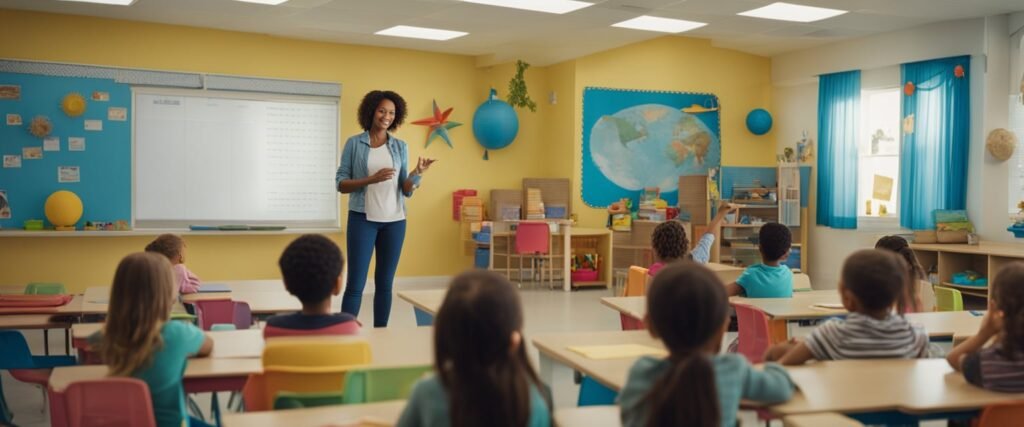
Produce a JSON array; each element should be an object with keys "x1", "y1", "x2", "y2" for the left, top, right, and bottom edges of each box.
[{"x1": 857, "y1": 216, "x2": 904, "y2": 232}]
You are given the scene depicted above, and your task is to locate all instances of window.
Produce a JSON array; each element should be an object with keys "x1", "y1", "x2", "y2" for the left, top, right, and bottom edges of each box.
[
  {"x1": 1008, "y1": 95, "x2": 1024, "y2": 215},
  {"x1": 857, "y1": 88, "x2": 901, "y2": 221}
]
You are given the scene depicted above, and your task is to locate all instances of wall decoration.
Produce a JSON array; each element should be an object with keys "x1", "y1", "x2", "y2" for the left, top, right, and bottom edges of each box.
[
  {"x1": 953, "y1": 65, "x2": 965, "y2": 78},
  {"x1": 84, "y1": 119, "x2": 102, "y2": 131},
  {"x1": 0, "y1": 85, "x2": 20, "y2": 100},
  {"x1": 6, "y1": 114, "x2": 21, "y2": 126},
  {"x1": 745, "y1": 108, "x2": 773, "y2": 135},
  {"x1": 2, "y1": 155, "x2": 20, "y2": 168},
  {"x1": 507, "y1": 60, "x2": 537, "y2": 112},
  {"x1": 0, "y1": 190, "x2": 9, "y2": 219},
  {"x1": 986, "y1": 128, "x2": 1017, "y2": 161},
  {"x1": 29, "y1": 115, "x2": 52, "y2": 138},
  {"x1": 108, "y1": 107, "x2": 127, "y2": 121},
  {"x1": 472, "y1": 88, "x2": 518, "y2": 160},
  {"x1": 58, "y1": 166, "x2": 80, "y2": 183},
  {"x1": 23, "y1": 147, "x2": 42, "y2": 160},
  {"x1": 904, "y1": 81, "x2": 915, "y2": 96},
  {"x1": 582, "y1": 87, "x2": 721, "y2": 207},
  {"x1": 61, "y1": 92, "x2": 87, "y2": 117},
  {"x1": 91, "y1": 91, "x2": 109, "y2": 101},
  {"x1": 69, "y1": 137, "x2": 85, "y2": 151},
  {"x1": 796, "y1": 130, "x2": 814, "y2": 163},
  {"x1": 44, "y1": 136, "x2": 59, "y2": 152},
  {"x1": 411, "y1": 99, "x2": 461, "y2": 148}
]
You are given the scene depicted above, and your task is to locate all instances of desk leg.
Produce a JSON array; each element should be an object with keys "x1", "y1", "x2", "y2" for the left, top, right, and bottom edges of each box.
[{"x1": 538, "y1": 352, "x2": 577, "y2": 408}]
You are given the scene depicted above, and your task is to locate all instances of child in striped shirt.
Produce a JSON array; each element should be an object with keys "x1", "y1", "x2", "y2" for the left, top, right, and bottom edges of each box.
[
  {"x1": 947, "y1": 262, "x2": 1024, "y2": 392},
  {"x1": 765, "y1": 249, "x2": 930, "y2": 365}
]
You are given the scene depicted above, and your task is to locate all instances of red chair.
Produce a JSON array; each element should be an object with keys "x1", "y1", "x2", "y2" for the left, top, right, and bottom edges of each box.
[
  {"x1": 975, "y1": 401, "x2": 1024, "y2": 427},
  {"x1": 732, "y1": 303, "x2": 772, "y2": 364},
  {"x1": 192, "y1": 299, "x2": 252, "y2": 331},
  {"x1": 63, "y1": 378, "x2": 156, "y2": 427},
  {"x1": 515, "y1": 222, "x2": 553, "y2": 289}
]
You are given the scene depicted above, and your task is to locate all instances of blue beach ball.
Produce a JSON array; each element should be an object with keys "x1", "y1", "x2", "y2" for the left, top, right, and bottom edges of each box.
[
  {"x1": 746, "y1": 108, "x2": 773, "y2": 136},
  {"x1": 473, "y1": 89, "x2": 518, "y2": 154}
]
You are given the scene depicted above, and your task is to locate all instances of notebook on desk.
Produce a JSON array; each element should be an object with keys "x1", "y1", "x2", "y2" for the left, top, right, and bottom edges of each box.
[{"x1": 197, "y1": 284, "x2": 231, "y2": 293}]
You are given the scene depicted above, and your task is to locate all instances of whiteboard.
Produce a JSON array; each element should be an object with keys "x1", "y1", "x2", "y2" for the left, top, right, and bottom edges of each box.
[{"x1": 133, "y1": 88, "x2": 339, "y2": 228}]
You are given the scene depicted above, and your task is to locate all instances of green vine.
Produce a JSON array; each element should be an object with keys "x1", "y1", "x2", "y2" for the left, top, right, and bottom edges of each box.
[{"x1": 507, "y1": 60, "x2": 537, "y2": 112}]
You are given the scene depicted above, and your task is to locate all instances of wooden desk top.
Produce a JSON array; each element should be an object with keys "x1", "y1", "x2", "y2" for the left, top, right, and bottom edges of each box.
[
  {"x1": 904, "y1": 311, "x2": 982, "y2": 340},
  {"x1": 72, "y1": 325, "x2": 265, "y2": 358},
  {"x1": 784, "y1": 413, "x2": 863, "y2": 427},
  {"x1": 771, "y1": 359, "x2": 1024, "y2": 416},
  {"x1": 85, "y1": 284, "x2": 329, "y2": 315},
  {"x1": 554, "y1": 405, "x2": 620, "y2": 426},
  {"x1": 0, "y1": 314, "x2": 70, "y2": 330},
  {"x1": 396, "y1": 289, "x2": 446, "y2": 316},
  {"x1": 532, "y1": 330, "x2": 661, "y2": 391},
  {"x1": 911, "y1": 242, "x2": 1024, "y2": 258},
  {"x1": 222, "y1": 399, "x2": 407, "y2": 427},
  {"x1": 49, "y1": 357, "x2": 266, "y2": 392},
  {"x1": 601, "y1": 297, "x2": 645, "y2": 320},
  {"x1": 731, "y1": 290, "x2": 843, "y2": 320},
  {"x1": 707, "y1": 262, "x2": 744, "y2": 272}
]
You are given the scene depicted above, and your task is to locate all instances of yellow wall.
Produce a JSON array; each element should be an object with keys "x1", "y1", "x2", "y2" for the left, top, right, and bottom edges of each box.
[{"x1": 0, "y1": 9, "x2": 776, "y2": 290}]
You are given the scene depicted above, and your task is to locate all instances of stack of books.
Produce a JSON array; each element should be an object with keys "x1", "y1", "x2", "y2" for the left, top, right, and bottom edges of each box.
[
  {"x1": 460, "y1": 197, "x2": 484, "y2": 222},
  {"x1": 525, "y1": 188, "x2": 545, "y2": 220}
]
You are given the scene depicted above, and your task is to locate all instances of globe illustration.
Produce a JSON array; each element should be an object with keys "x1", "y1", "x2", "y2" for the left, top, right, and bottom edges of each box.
[{"x1": 589, "y1": 104, "x2": 720, "y2": 192}]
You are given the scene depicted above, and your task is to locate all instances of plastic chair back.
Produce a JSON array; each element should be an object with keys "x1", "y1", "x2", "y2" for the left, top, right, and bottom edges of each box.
[
  {"x1": 934, "y1": 286, "x2": 964, "y2": 312},
  {"x1": 733, "y1": 303, "x2": 771, "y2": 364},
  {"x1": 232, "y1": 302, "x2": 253, "y2": 330},
  {"x1": 192, "y1": 299, "x2": 235, "y2": 331},
  {"x1": 977, "y1": 401, "x2": 1024, "y2": 427},
  {"x1": 341, "y1": 365, "x2": 431, "y2": 404},
  {"x1": 515, "y1": 222, "x2": 550, "y2": 255},
  {"x1": 0, "y1": 330, "x2": 36, "y2": 369},
  {"x1": 273, "y1": 391, "x2": 344, "y2": 410},
  {"x1": 263, "y1": 321, "x2": 360, "y2": 338},
  {"x1": 249, "y1": 339, "x2": 372, "y2": 410},
  {"x1": 792, "y1": 273, "x2": 812, "y2": 291},
  {"x1": 65, "y1": 378, "x2": 156, "y2": 427},
  {"x1": 623, "y1": 266, "x2": 649, "y2": 297},
  {"x1": 25, "y1": 282, "x2": 67, "y2": 295}
]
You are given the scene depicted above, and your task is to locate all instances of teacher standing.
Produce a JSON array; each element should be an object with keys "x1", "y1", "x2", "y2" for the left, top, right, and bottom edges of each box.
[{"x1": 337, "y1": 90, "x2": 435, "y2": 327}]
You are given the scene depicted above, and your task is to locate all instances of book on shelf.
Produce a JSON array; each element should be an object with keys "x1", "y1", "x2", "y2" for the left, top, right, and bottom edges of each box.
[{"x1": 525, "y1": 188, "x2": 545, "y2": 219}]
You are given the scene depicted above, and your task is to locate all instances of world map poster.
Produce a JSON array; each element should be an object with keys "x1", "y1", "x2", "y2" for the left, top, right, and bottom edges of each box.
[{"x1": 582, "y1": 87, "x2": 721, "y2": 207}]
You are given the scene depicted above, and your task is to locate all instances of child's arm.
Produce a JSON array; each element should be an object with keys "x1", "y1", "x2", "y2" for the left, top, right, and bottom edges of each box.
[
  {"x1": 690, "y1": 203, "x2": 737, "y2": 264},
  {"x1": 740, "y1": 360, "x2": 795, "y2": 403},
  {"x1": 775, "y1": 341, "x2": 815, "y2": 366},
  {"x1": 725, "y1": 282, "x2": 745, "y2": 297},
  {"x1": 947, "y1": 310, "x2": 1001, "y2": 371},
  {"x1": 195, "y1": 334, "x2": 214, "y2": 357}
]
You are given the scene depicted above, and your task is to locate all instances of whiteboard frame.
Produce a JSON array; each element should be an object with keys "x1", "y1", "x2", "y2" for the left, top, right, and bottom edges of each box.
[{"x1": 130, "y1": 86, "x2": 342, "y2": 230}]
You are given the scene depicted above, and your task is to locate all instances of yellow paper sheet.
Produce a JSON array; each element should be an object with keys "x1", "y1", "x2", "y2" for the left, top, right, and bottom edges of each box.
[
  {"x1": 567, "y1": 344, "x2": 667, "y2": 360},
  {"x1": 872, "y1": 175, "x2": 894, "y2": 201},
  {"x1": 811, "y1": 303, "x2": 845, "y2": 310}
]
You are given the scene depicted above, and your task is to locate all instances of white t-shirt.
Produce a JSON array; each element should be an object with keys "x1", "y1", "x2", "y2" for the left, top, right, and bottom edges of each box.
[{"x1": 364, "y1": 145, "x2": 405, "y2": 222}]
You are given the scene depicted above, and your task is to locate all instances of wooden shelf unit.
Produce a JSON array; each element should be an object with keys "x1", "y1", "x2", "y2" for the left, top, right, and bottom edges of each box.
[
  {"x1": 486, "y1": 222, "x2": 613, "y2": 290},
  {"x1": 911, "y1": 243, "x2": 1024, "y2": 304}
]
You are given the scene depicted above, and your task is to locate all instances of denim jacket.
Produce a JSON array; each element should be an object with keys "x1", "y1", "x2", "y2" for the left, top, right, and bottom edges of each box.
[{"x1": 335, "y1": 132, "x2": 419, "y2": 214}]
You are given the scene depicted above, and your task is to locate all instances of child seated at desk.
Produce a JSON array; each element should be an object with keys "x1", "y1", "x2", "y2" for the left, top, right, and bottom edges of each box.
[
  {"x1": 620, "y1": 262, "x2": 794, "y2": 427},
  {"x1": 766, "y1": 250, "x2": 930, "y2": 365},
  {"x1": 145, "y1": 233, "x2": 201, "y2": 295},
  {"x1": 398, "y1": 270, "x2": 554, "y2": 427},
  {"x1": 876, "y1": 235, "x2": 936, "y2": 313},
  {"x1": 264, "y1": 234, "x2": 359, "y2": 337},
  {"x1": 96, "y1": 252, "x2": 213, "y2": 427},
  {"x1": 947, "y1": 263, "x2": 1024, "y2": 392},
  {"x1": 648, "y1": 203, "x2": 738, "y2": 276},
  {"x1": 725, "y1": 223, "x2": 793, "y2": 298}
]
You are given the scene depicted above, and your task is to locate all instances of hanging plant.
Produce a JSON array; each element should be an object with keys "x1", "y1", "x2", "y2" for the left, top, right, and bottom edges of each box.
[{"x1": 506, "y1": 60, "x2": 537, "y2": 112}]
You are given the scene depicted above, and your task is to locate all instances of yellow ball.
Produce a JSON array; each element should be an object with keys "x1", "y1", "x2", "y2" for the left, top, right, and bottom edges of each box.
[{"x1": 45, "y1": 190, "x2": 84, "y2": 228}]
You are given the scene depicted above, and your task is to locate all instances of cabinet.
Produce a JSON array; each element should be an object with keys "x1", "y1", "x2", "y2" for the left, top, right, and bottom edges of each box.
[
  {"x1": 910, "y1": 243, "x2": 1024, "y2": 306},
  {"x1": 717, "y1": 163, "x2": 806, "y2": 271}
]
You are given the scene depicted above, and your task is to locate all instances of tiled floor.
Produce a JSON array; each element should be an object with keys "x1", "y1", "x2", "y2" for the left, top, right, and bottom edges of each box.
[{"x1": 3, "y1": 283, "x2": 944, "y2": 427}]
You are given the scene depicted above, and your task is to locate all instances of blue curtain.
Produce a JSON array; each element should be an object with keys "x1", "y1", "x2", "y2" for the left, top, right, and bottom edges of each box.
[
  {"x1": 900, "y1": 56, "x2": 970, "y2": 230},
  {"x1": 816, "y1": 70, "x2": 861, "y2": 229}
]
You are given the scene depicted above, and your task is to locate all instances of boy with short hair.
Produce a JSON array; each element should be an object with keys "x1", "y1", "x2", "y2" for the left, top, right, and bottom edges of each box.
[
  {"x1": 725, "y1": 223, "x2": 794, "y2": 298},
  {"x1": 264, "y1": 234, "x2": 359, "y2": 337}
]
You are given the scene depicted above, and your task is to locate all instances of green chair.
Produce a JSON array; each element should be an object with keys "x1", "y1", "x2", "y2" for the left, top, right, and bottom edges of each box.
[
  {"x1": 341, "y1": 365, "x2": 432, "y2": 404},
  {"x1": 24, "y1": 282, "x2": 68, "y2": 355},
  {"x1": 273, "y1": 390, "x2": 344, "y2": 409},
  {"x1": 934, "y1": 286, "x2": 964, "y2": 312}
]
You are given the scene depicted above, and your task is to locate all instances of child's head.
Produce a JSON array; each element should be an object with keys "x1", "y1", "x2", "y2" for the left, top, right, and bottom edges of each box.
[
  {"x1": 839, "y1": 249, "x2": 909, "y2": 316},
  {"x1": 651, "y1": 220, "x2": 689, "y2": 263},
  {"x1": 145, "y1": 233, "x2": 186, "y2": 264},
  {"x1": 278, "y1": 234, "x2": 345, "y2": 306},
  {"x1": 758, "y1": 223, "x2": 791, "y2": 263},
  {"x1": 875, "y1": 235, "x2": 925, "y2": 313},
  {"x1": 100, "y1": 252, "x2": 177, "y2": 376},
  {"x1": 644, "y1": 262, "x2": 728, "y2": 427},
  {"x1": 993, "y1": 263, "x2": 1024, "y2": 358},
  {"x1": 434, "y1": 270, "x2": 545, "y2": 427}
]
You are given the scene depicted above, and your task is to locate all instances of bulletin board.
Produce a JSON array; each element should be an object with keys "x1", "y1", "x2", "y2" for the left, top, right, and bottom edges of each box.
[{"x1": 0, "y1": 72, "x2": 131, "y2": 229}]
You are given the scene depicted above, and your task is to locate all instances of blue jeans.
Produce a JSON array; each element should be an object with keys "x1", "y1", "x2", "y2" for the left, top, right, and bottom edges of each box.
[{"x1": 341, "y1": 211, "x2": 406, "y2": 327}]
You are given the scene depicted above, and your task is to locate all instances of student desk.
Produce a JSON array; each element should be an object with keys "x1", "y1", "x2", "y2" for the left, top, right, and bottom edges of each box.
[
  {"x1": 71, "y1": 325, "x2": 266, "y2": 358},
  {"x1": 222, "y1": 400, "x2": 407, "y2": 427},
  {"x1": 83, "y1": 284, "x2": 329, "y2": 315},
  {"x1": 554, "y1": 405, "x2": 620, "y2": 426},
  {"x1": 396, "y1": 289, "x2": 446, "y2": 326},
  {"x1": 784, "y1": 413, "x2": 863, "y2": 427}
]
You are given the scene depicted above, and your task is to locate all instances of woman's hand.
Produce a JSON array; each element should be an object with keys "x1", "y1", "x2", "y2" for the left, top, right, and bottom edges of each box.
[
  {"x1": 413, "y1": 157, "x2": 437, "y2": 175},
  {"x1": 367, "y1": 168, "x2": 396, "y2": 184}
]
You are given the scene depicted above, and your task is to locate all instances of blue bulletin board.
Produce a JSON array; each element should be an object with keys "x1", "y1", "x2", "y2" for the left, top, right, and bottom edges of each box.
[{"x1": 0, "y1": 72, "x2": 131, "y2": 229}]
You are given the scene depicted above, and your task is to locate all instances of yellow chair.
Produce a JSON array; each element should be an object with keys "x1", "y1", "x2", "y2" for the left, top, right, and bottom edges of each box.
[
  {"x1": 934, "y1": 286, "x2": 964, "y2": 312},
  {"x1": 243, "y1": 339, "x2": 371, "y2": 411},
  {"x1": 623, "y1": 266, "x2": 649, "y2": 297},
  {"x1": 792, "y1": 273, "x2": 812, "y2": 292}
]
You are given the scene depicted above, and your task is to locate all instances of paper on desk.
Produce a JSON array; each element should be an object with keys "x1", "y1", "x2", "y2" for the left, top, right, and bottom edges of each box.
[
  {"x1": 325, "y1": 417, "x2": 392, "y2": 427},
  {"x1": 811, "y1": 303, "x2": 844, "y2": 310},
  {"x1": 567, "y1": 344, "x2": 667, "y2": 360}
]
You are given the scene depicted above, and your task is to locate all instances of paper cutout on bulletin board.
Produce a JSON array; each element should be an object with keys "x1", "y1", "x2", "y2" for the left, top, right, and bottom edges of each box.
[
  {"x1": 58, "y1": 166, "x2": 80, "y2": 183},
  {"x1": 84, "y1": 120, "x2": 102, "y2": 131},
  {"x1": 6, "y1": 114, "x2": 21, "y2": 126},
  {"x1": 0, "y1": 190, "x2": 9, "y2": 219},
  {"x1": 872, "y1": 174, "x2": 894, "y2": 201},
  {"x1": 3, "y1": 155, "x2": 21, "y2": 168},
  {"x1": 69, "y1": 137, "x2": 85, "y2": 151},
  {"x1": 582, "y1": 87, "x2": 721, "y2": 207},
  {"x1": 23, "y1": 147, "x2": 42, "y2": 160},
  {"x1": 108, "y1": 107, "x2": 127, "y2": 121},
  {"x1": 0, "y1": 85, "x2": 19, "y2": 100},
  {"x1": 44, "y1": 136, "x2": 60, "y2": 152},
  {"x1": 91, "y1": 91, "x2": 109, "y2": 102}
]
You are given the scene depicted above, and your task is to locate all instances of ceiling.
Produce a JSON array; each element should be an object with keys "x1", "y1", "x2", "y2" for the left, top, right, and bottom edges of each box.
[{"x1": 3, "y1": 0, "x2": 1023, "y2": 66}]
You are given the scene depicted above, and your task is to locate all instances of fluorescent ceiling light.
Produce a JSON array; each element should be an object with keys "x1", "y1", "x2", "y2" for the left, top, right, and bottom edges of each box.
[
  {"x1": 233, "y1": 0, "x2": 289, "y2": 4},
  {"x1": 612, "y1": 16, "x2": 707, "y2": 33},
  {"x1": 375, "y1": 25, "x2": 468, "y2": 41},
  {"x1": 59, "y1": 0, "x2": 137, "y2": 5},
  {"x1": 737, "y1": 2, "x2": 847, "y2": 23},
  {"x1": 460, "y1": 0, "x2": 593, "y2": 15}
]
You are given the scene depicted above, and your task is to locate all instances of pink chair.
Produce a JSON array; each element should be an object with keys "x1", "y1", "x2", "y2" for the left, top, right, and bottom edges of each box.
[
  {"x1": 192, "y1": 300, "x2": 252, "y2": 331},
  {"x1": 732, "y1": 303, "x2": 772, "y2": 364},
  {"x1": 63, "y1": 378, "x2": 156, "y2": 427},
  {"x1": 515, "y1": 222, "x2": 553, "y2": 289},
  {"x1": 620, "y1": 315, "x2": 644, "y2": 330}
]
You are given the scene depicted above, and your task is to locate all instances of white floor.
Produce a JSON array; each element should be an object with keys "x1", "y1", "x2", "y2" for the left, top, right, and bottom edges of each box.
[{"x1": 3, "y1": 283, "x2": 945, "y2": 427}]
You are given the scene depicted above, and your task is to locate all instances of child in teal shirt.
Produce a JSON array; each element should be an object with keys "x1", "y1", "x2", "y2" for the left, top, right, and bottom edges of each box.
[
  {"x1": 620, "y1": 262, "x2": 794, "y2": 427},
  {"x1": 397, "y1": 271, "x2": 552, "y2": 427},
  {"x1": 727, "y1": 222, "x2": 794, "y2": 298}
]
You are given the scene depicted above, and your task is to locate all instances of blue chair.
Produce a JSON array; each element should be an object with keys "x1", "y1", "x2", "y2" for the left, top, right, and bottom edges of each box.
[
  {"x1": 0, "y1": 330, "x2": 76, "y2": 425},
  {"x1": 577, "y1": 376, "x2": 617, "y2": 406}
]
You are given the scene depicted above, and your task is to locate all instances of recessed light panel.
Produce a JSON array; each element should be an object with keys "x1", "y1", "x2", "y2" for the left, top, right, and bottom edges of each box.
[
  {"x1": 460, "y1": 0, "x2": 593, "y2": 15},
  {"x1": 375, "y1": 25, "x2": 469, "y2": 41},
  {"x1": 738, "y1": 2, "x2": 848, "y2": 23},
  {"x1": 612, "y1": 16, "x2": 707, "y2": 33}
]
